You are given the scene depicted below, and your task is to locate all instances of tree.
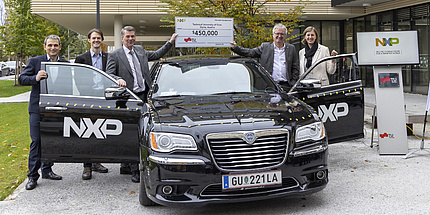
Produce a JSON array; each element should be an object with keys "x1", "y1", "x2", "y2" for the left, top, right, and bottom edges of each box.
[
  {"x1": 0, "y1": 0, "x2": 87, "y2": 84},
  {"x1": 0, "y1": 0, "x2": 58, "y2": 84},
  {"x1": 159, "y1": 0, "x2": 309, "y2": 54},
  {"x1": 57, "y1": 26, "x2": 88, "y2": 60}
]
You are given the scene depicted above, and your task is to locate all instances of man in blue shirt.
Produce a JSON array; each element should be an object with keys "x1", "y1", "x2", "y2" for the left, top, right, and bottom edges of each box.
[{"x1": 75, "y1": 28, "x2": 109, "y2": 180}]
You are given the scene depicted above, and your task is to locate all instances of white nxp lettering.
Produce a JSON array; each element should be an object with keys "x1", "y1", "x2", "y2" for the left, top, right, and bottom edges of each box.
[
  {"x1": 63, "y1": 117, "x2": 123, "y2": 139},
  {"x1": 63, "y1": 117, "x2": 85, "y2": 137},
  {"x1": 101, "y1": 119, "x2": 123, "y2": 136},
  {"x1": 318, "y1": 102, "x2": 349, "y2": 122},
  {"x1": 81, "y1": 118, "x2": 104, "y2": 139}
]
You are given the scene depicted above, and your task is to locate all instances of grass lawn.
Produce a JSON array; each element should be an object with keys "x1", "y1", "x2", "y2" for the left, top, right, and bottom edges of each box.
[
  {"x1": 0, "y1": 80, "x2": 31, "y2": 200},
  {"x1": 0, "y1": 103, "x2": 30, "y2": 200},
  {"x1": 0, "y1": 80, "x2": 31, "y2": 97}
]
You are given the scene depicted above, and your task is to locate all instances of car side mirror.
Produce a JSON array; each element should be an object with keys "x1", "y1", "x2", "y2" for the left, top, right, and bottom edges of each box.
[
  {"x1": 105, "y1": 87, "x2": 130, "y2": 100},
  {"x1": 295, "y1": 79, "x2": 322, "y2": 91}
]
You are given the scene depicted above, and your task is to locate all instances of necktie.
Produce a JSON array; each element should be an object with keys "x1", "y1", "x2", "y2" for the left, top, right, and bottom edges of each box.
[{"x1": 130, "y1": 50, "x2": 145, "y2": 90}]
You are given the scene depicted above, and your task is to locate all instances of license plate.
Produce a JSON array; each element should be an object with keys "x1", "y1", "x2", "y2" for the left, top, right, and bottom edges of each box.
[{"x1": 222, "y1": 170, "x2": 282, "y2": 190}]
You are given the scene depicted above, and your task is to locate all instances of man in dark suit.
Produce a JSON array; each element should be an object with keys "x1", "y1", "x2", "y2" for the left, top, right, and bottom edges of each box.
[
  {"x1": 18, "y1": 35, "x2": 69, "y2": 190},
  {"x1": 106, "y1": 25, "x2": 177, "y2": 183},
  {"x1": 231, "y1": 23, "x2": 299, "y2": 90},
  {"x1": 75, "y1": 28, "x2": 109, "y2": 180}
]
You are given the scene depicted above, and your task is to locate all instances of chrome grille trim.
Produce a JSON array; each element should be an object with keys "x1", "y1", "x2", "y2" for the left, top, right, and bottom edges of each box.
[{"x1": 206, "y1": 129, "x2": 289, "y2": 171}]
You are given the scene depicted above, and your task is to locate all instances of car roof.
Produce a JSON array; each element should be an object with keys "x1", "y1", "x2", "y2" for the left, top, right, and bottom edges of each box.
[{"x1": 159, "y1": 55, "x2": 250, "y2": 64}]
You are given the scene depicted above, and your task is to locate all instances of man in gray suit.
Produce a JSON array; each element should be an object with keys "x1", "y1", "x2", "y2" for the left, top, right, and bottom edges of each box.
[
  {"x1": 107, "y1": 26, "x2": 177, "y2": 102},
  {"x1": 106, "y1": 25, "x2": 177, "y2": 183},
  {"x1": 231, "y1": 23, "x2": 299, "y2": 90}
]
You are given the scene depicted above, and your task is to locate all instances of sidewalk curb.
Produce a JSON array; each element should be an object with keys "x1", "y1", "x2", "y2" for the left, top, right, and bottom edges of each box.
[{"x1": 0, "y1": 91, "x2": 30, "y2": 103}]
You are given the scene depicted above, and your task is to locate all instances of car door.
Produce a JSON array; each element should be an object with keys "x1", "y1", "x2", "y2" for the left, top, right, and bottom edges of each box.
[
  {"x1": 290, "y1": 54, "x2": 364, "y2": 143},
  {"x1": 39, "y1": 62, "x2": 142, "y2": 163}
]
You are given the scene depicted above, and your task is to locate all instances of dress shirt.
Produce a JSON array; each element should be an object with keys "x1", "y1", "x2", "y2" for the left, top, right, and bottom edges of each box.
[
  {"x1": 272, "y1": 43, "x2": 287, "y2": 82},
  {"x1": 90, "y1": 49, "x2": 104, "y2": 90},
  {"x1": 90, "y1": 49, "x2": 103, "y2": 70}
]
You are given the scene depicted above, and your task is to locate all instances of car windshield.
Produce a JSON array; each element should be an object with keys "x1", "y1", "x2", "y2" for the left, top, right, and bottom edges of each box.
[{"x1": 152, "y1": 59, "x2": 277, "y2": 97}]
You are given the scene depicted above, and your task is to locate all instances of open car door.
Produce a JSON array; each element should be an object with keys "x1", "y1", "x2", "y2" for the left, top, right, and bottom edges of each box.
[
  {"x1": 289, "y1": 53, "x2": 364, "y2": 143},
  {"x1": 39, "y1": 62, "x2": 142, "y2": 163}
]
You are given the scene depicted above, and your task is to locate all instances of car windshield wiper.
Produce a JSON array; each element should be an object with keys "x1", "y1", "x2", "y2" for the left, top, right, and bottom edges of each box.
[
  {"x1": 211, "y1": 91, "x2": 251, "y2": 95},
  {"x1": 152, "y1": 94, "x2": 184, "y2": 98}
]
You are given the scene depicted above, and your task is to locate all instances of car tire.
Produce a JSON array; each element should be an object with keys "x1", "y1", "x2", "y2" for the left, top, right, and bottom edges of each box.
[
  {"x1": 138, "y1": 169, "x2": 156, "y2": 206},
  {"x1": 139, "y1": 148, "x2": 156, "y2": 206}
]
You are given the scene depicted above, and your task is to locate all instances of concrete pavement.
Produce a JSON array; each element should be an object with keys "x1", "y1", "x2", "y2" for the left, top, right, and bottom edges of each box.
[
  {"x1": 0, "y1": 91, "x2": 30, "y2": 103},
  {"x1": 0, "y1": 75, "x2": 30, "y2": 103},
  {"x1": 2, "y1": 85, "x2": 430, "y2": 214}
]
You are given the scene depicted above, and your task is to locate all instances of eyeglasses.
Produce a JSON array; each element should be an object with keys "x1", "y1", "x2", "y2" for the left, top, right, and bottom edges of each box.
[{"x1": 273, "y1": 33, "x2": 286, "y2": 36}]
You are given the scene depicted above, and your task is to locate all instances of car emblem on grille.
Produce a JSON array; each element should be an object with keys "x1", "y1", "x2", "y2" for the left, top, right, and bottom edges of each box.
[{"x1": 243, "y1": 132, "x2": 256, "y2": 145}]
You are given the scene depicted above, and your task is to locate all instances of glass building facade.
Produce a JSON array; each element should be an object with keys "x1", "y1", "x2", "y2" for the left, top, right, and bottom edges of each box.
[{"x1": 291, "y1": 3, "x2": 429, "y2": 94}]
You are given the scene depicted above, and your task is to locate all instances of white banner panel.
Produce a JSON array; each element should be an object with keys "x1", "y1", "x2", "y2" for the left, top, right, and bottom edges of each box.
[
  {"x1": 373, "y1": 66, "x2": 408, "y2": 155},
  {"x1": 357, "y1": 31, "x2": 419, "y2": 65},
  {"x1": 175, "y1": 17, "x2": 234, "y2": 47}
]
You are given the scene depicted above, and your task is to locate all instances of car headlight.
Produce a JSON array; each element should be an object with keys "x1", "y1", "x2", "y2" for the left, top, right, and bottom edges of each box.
[
  {"x1": 150, "y1": 132, "x2": 197, "y2": 152},
  {"x1": 295, "y1": 122, "x2": 325, "y2": 142}
]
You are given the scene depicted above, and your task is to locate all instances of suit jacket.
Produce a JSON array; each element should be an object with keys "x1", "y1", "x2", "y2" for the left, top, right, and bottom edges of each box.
[
  {"x1": 299, "y1": 44, "x2": 336, "y2": 86},
  {"x1": 232, "y1": 42, "x2": 299, "y2": 86},
  {"x1": 18, "y1": 54, "x2": 69, "y2": 114},
  {"x1": 106, "y1": 42, "x2": 173, "y2": 94},
  {"x1": 75, "y1": 50, "x2": 108, "y2": 71}
]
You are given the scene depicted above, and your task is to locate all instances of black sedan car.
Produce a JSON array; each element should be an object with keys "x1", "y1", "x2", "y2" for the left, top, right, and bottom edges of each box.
[{"x1": 38, "y1": 54, "x2": 363, "y2": 206}]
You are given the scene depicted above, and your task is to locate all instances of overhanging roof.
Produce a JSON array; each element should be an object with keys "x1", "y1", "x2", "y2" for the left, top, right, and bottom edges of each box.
[
  {"x1": 332, "y1": 0, "x2": 394, "y2": 7},
  {"x1": 30, "y1": 0, "x2": 369, "y2": 47}
]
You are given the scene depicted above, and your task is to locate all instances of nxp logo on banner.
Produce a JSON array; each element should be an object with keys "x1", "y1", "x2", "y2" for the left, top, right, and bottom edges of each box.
[{"x1": 375, "y1": 38, "x2": 399, "y2": 46}]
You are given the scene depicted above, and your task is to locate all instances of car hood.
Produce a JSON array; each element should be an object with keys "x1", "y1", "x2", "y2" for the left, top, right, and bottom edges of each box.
[{"x1": 150, "y1": 93, "x2": 317, "y2": 128}]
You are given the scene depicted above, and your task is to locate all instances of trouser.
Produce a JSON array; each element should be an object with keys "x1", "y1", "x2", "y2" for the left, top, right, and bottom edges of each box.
[
  {"x1": 134, "y1": 91, "x2": 147, "y2": 103},
  {"x1": 278, "y1": 81, "x2": 292, "y2": 92},
  {"x1": 27, "y1": 112, "x2": 53, "y2": 180},
  {"x1": 134, "y1": 86, "x2": 149, "y2": 103},
  {"x1": 83, "y1": 163, "x2": 92, "y2": 167},
  {"x1": 121, "y1": 163, "x2": 139, "y2": 172}
]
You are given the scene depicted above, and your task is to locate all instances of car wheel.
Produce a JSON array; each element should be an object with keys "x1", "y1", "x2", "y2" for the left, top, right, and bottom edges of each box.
[{"x1": 139, "y1": 170, "x2": 156, "y2": 206}]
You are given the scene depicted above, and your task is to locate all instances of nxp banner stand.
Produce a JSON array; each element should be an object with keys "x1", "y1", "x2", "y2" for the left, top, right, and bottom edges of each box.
[
  {"x1": 372, "y1": 66, "x2": 408, "y2": 154},
  {"x1": 357, "y1": 31, "x2": 419, "y2": 155}
]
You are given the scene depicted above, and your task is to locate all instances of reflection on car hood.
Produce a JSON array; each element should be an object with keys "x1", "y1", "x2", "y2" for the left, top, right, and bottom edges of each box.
[{"x1": 150, "y1": 93, "x2": 316, "y2": 127}]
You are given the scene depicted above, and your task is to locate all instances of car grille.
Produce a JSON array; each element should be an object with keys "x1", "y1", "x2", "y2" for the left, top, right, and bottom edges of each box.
[
  {"x1": 200, "y1": 177, "x2": 299, "y2": 197},
  {"x1": 206, "y1": 129, "x2": 289, "y2": 171}
]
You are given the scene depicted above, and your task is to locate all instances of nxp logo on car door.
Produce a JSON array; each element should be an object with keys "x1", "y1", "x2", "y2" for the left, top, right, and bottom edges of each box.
[
  {"x1": 318, "y1": 102, "x2": 349, "y2": 122},
  {"x1": 63, "y1": 117, "x2": 123, "y2": 139}
]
